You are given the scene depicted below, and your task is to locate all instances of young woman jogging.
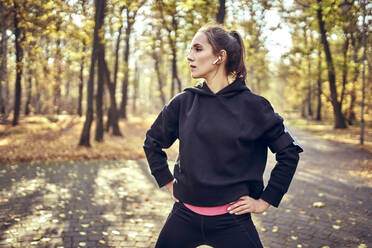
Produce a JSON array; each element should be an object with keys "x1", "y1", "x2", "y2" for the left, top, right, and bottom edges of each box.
[{"x1": 144, "y1": 25, "x2": 303, "y2": 248}]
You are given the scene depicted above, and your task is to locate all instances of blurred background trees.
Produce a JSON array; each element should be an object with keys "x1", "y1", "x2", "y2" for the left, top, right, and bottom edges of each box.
[{"x1": 0, "y1": 0, "x2": 370, "y2": 146}]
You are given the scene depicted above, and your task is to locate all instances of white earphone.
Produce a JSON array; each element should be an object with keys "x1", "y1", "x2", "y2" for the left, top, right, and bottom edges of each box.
[{"x1": 213, "y1": 56, "x2": 222, "y2": 65}]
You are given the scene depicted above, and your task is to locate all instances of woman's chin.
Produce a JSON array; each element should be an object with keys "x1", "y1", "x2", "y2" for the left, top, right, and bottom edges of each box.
[{"x1": 191, "y1": 73, "x2": 201, "y2": 79}]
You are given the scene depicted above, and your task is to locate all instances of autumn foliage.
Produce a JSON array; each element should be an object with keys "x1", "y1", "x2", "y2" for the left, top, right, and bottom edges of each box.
[{"x1": 0, "y1": 115, "x2": 179, "y2": 164}]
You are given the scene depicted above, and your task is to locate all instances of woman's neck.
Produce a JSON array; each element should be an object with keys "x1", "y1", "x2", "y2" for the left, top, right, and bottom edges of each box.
[{"x1": 205, "y1": 73, "x2": 234, "y2": 93}]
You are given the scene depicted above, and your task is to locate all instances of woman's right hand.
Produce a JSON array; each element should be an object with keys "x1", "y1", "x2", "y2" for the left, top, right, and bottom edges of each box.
[{"x1": 165, "y1": 179, "x2": 179, "y2": 202}]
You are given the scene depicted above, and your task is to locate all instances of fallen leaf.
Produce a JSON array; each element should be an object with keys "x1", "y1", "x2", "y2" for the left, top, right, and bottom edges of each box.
[
  {"x1": 332, "y1": 225, "x2": 341, "y2": 230},
  {"x1": 312, "y1": 201, "x2": 325, "y2": 208}
]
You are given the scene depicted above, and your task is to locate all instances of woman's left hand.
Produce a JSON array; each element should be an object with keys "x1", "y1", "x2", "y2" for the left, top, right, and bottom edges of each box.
[{"x1": 228, "y1": 196, "x2": 270, "y2": 215}]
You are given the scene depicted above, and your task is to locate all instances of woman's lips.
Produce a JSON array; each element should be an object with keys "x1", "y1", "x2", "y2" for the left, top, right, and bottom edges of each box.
[{"x1": 190, "y1": 65, "x2": 196, "y2": 70}]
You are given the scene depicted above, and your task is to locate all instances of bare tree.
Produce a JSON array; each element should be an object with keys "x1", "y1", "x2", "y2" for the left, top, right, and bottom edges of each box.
[
  {"x1": 0, "y1": 11, "x2": 10, "y2": 115},
  {"x1": 119, "y1": 0, "x2": 146, "y2": 119},
  {"x1": 79, "y1": 0, "x2": 105, "y2": 147},
  {"x1": 316, "y1": 0, "x2": 347, "y2": 128},
  {"x1": 157, "y1": 0, "x2": 182, "y2": 97},
  {"x1": 12, "y1": 0, "x2": 26, "y2": 126}
]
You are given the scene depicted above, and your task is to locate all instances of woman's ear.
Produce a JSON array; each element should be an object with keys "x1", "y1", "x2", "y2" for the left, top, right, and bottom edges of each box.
[{"x1": 219, "y1": 50, "x2": 227, "y2": 63}]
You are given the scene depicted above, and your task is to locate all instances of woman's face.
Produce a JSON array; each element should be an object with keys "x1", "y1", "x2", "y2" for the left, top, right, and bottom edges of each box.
[{"x1": 187, "y1": 32, "x2": 219, "y2": 79}]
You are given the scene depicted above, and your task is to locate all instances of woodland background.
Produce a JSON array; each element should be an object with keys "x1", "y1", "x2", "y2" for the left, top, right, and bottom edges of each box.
[{"x1": 0, "y1": 0, "x2": 371, "y2": 164}]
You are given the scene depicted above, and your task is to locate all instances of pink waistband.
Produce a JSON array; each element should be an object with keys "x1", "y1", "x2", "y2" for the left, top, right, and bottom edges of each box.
[{"x1": 183, "y1": 202, "x2": 231, "y2": 216}]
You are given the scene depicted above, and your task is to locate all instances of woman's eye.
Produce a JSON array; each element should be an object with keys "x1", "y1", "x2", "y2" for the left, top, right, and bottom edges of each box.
[{"x1": 196, "y1": 48, "x2": 202, "y2": 52}]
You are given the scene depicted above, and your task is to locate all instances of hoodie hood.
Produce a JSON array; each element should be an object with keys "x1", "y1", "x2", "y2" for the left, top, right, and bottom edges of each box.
[{"x1": 184, "y1": 77, "x2": 250, "y2": 97}]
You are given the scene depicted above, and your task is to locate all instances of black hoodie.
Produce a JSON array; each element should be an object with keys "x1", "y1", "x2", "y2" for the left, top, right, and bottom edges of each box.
[{"x1": 143, "y1": 78, "x2": 303, "y2": 207}]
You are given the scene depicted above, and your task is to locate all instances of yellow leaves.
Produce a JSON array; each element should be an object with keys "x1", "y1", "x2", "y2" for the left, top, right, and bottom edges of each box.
[
  {"x1": 312, "y1": 201, "x2": 326, "y2": 208},
  {"x1": 44, "y1": 1, "x2": 54, "y2": 11},
  {"x1": 0, "y1": 115, "x2": 153, "y2": 163},
  {"x1": 332, "y1": 224, "x2": 341, "y2": 230}
]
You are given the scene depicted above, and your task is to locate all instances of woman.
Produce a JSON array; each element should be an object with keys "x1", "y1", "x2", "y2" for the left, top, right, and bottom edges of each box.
[{"x1": 144, "y1": 25, "x2": 303, "y2": 248}]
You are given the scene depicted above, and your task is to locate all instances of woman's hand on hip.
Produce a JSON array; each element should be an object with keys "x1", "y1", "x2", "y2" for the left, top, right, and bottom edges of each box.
[
  {"x1": 165, "y1": 179, "x2": 179, "y2": 202},
  {"x1": 228, "y1": 196, "x2": 270, "y2": 215}
]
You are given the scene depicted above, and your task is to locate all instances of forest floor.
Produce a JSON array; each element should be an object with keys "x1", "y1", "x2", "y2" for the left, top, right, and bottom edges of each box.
[
  {"x1": 0, "y1": 114, "x2": 178, "y2": 164},
  {"x1": 0, "y1": 114, "x2": 371, "y2": 181}
]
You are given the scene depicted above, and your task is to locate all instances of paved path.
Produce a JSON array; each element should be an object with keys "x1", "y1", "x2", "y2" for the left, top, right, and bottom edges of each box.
[{"x1": 0, "y1": 126, "x2": 371, "y2": 248}]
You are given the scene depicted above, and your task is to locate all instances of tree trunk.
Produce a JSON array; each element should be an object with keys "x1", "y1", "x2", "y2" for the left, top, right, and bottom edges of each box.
[
  {"x1": 153, "y1": 49, "x2": 166, "y2": 106},
  {"x1": 12, "y1": 4, "x2": 25, "y2": 126},
  {"x1": 169, "y1": 42, "x2": 181, "y2": 96},
  {"x1": 78, "y1": 55, "x2": 84, "y2": 116},
  {"x1": 34, "y1": 78, "x2": 41, "y2": 114},
  {"x1": 106, "y1": 17, "x2": 123, "y2": 132},
  {"x1": 79, "y1": 0, "x2": 105, "y2": 147},
  {"x1": 95, "y1": 1, "x2": 107, "y2": 142},
  {"x1": 132, "y1": 62, "x2": 139, "y2": 114},
  {"x1": 54, "y1": 22, "x2": 62, "y2": 115},
  {"x1": 25, "y1": 67, "x2": 32, "y2": 116},
  {"x1": 360, "y1": 0, "x2": 367, "y2": 145},
  {"x1": 316, "y1": 0, "x2": 347, "y2": 128},
  {"x1": 340, "y1": 35, "x2": 349, "y2": 107},
  {"x1": 0, "y1": 23, "x2": 8, "y2": 115},
  {"x1": 102, "y1": 52, "x2": 122, "y2": 136},
  {"x1": 216, "y1": 0, "x2": 226, "y2": 24},
  {"x1": 119, "y1": 17, "x2": 132, "y2": 119},
  {"x1": 78, "y1": 0, "x2": 89, "y2": 116},
  {"x1": 95, "y1": 53, "x2": 104, "y2": 142},
  {"x1": 301, "y1": 99, "x2": 306, "y2": 118},
  {"x1": 316, "y1": 47, "x2": 322, "y2": 121},
  {"x1": 304, "y1": 27, "x2": 313, "y2": 118},
  {"x1": 171, "y1": 15, "x2": 181, "y2": 94},
  {"x1": 347, "y1": 34, "x2": 360, "y2": 125},
  {"x1": 171, "y1": 52, "x2": 182, "y2": 94}
]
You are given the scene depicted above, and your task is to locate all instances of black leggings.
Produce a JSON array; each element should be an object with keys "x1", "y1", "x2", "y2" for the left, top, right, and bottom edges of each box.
[{"x1": 155, "y1": 201, "x2": 263, "y2": 248}]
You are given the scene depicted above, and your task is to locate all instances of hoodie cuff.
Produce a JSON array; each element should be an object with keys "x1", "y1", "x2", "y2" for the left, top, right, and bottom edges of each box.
[
  {"x1": 152, "y1": 167, "x2": 174, "y2": 188},
  {"x1": 260, "y1": 184, "x2": 284, "y2": 208}
]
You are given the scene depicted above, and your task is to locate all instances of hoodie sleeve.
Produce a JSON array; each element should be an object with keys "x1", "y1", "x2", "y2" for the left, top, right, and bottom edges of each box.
[
  {"x1": 258, "y1": 98, "x2": 304, "y2": 208},
  {"x1": 143, "y1": 95, "x2": 180, "y2": 188}
]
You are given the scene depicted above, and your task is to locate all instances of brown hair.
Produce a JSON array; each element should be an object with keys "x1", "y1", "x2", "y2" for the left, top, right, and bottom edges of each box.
[{"x1": 199, "y1": 25, "x2": 247, "y2": 80}]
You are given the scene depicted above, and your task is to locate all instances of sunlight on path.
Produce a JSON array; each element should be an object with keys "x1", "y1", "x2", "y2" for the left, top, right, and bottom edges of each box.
[{"x1": 0, "y1": 160, "x2": 173, "y2": 247}]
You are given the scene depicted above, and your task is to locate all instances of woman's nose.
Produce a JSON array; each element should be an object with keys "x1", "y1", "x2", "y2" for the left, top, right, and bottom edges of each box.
[{"x1": 187, "y1": 53, "x2": 193, "y2": 62}]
